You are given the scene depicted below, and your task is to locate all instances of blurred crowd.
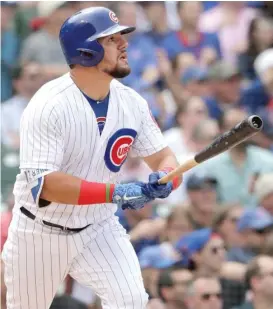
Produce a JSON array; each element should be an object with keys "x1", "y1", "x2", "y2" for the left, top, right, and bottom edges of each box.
[{"x1": 1, "y1": 1, "x2": 273, "y2": 309}]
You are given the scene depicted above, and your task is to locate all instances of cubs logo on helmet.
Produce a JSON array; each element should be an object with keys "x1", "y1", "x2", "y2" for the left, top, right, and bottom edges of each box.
[
  {"x1": 104, "y1": 128, "x2": 137, "y2": 172},
  {"x1": 109, "y1": 11, "x2": 119, "y2": 23}
]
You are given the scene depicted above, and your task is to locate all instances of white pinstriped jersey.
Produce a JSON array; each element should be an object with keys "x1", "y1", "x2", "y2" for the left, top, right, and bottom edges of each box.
[{"x1": 14, "y1": 73, "x2": 166, "y2": 228}]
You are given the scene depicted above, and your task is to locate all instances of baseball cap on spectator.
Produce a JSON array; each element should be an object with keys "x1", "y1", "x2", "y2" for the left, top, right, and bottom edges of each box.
[
  {"x1": 138, "y1": 243, "x2": 181, "y2": 269},
  {"x1": 254, "y1": 48, "x2": 273, "y2": 78},
  {"x1": 153, "y1": 228, "x2": 219, "y2": 269},
  {"x1": 186, "y1": 174, "x2": 218, "y2": 191},
  {"x1": 174, "y1": 228, "x2": 216, "y2": 266},
  {"x1": 181, "y1": 66, "x2": 208, "y2": 85},
  {"x1": 237, "y1": 207, "x2": 273, "y2": 232},
  {"x1": 207, "y1": 61, "x2": 241, "y2": 81},
  {"x1": 254, "y1": 173, "x2": 273, "y2": 203}
]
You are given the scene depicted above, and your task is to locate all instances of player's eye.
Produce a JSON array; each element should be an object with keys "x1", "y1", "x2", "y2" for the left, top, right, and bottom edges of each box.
[{"x1": 108, "y1": 36, "x2": 115, "y2": 42}]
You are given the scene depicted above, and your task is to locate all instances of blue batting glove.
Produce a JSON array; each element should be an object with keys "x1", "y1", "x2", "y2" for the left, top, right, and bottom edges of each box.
[
  {"x1": 143, "y1": 171, "x2": 173, "y2": 199},
  {"x1": 112, "y1": 182, "x2": 155, "y2": 210}
]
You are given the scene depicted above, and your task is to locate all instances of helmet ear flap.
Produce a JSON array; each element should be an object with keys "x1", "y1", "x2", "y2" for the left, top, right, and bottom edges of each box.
[{"x1": 77, "y1": 48, "x2": 98, "y2": 58}]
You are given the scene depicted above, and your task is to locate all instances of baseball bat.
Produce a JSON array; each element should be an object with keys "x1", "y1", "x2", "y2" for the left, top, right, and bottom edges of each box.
[{"x1": 158, "y1": 115, "x2": 263, "y2": 184}]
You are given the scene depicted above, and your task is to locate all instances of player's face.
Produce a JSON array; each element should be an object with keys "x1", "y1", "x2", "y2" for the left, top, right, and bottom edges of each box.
[{"x1": 97, "y1": 33, "x2": 131, "y2": 78}]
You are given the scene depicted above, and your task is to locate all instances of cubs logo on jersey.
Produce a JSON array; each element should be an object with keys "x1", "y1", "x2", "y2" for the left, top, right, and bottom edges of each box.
[
  {"x1": 97, "y1": 116, "x2": 106, "y2": 134},
  {"x1": 104, "y1": 128, "x2": 137, "y2": 172}
]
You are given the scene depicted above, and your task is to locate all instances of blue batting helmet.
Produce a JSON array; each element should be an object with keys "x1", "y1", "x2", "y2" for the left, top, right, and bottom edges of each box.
[{"x1": 59, "y1": 7, "x2": 135, "y2": 67}]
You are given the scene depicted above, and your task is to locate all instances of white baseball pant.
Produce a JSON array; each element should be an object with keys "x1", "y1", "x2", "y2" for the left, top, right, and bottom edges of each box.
[{"x1": 2, "y1": 212, "x2": 148, "y2": 309}]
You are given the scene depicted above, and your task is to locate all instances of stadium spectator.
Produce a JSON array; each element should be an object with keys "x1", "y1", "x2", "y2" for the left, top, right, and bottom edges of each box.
[
  {"x1": 165, "y1": 118, "x2": 220, "y2": 204},
  {"x1": 238, "y1": 16, "x2": 273, "y2": 81},
  {"x1": 239, "y1": 48, "x2": 272, "y2": 119},
  {"x1": 204, "y1": 61, "x2": 242, "y2": 120},
  {"x1": 163, "y1": 97, "x2": 209, "y2": 157},
  {"x1": 189, "y1": 118, "x2": 220, "y2": 153},
  {"x1": 156, "y1": 48, "x2": 196, "y2": 107},
  {"x1": 183, "y1": 174, "x2": 219, "y2": 230},
  {"x1": 254, "y1": 48, "x2": 273, "y2": 99},
  {"x1": 159, "y1": 206, "x2": 194, "y2": 243},
  {"x1": 228, "y1": 207, "x2": 273, "y2": 264},
  {"x1": 254, "y1": 173, "x2": 273, "y2": 215},
  {"x1": 14, "y1": 2, "x2": 38, "y2": 43},
  {"x1": 116, "y1": 2, "x2": 160, "y2": 117},
  {"x1": 232, "y1": 255, "x2": 273, "y2": 309},
  {"x1": 212, "y1": 204, "x2": 244, "y2": 249},
  {"x1": 116, "y1": 200, "x2": 159, "y2": 256},
  {"x1": 185, "y1": 275, "x2": 223, "y2": 309},
  {"x1": 141, "y1": 2, "x2": 171, "y2": 46},
  {"x1": 180, "y1": 66, "x2": 211, "y2": 98},
  {"x1": 262, "y1": 231, "x2": 273, "y2": 256},
  {"x1": 199, "y1": 2, "x2": 258, "y2": 65},
  {"x1": 1, "y1": 1, "x2": 19, "y2": 102},
  {"x1": 138, "y1": 206, "x2": 193, "y2": 298},
  {"x1": 1, "y1": 63, "x2": 44, "y2": 149},
  {"x1": 157, "y1": 228, "x2": 247, "y2": 309},
  {"x1": 157, "y1": 266, "x2": 193, "y2": 309},
  {"x1": 198, "y1": 108, "x2": 273, "y2": 206},
  {"x1": 162, "y1": 1, "x2": 221, "y2": 64},
  {"x1": 252, "y1": 48, "x2": 273, "y2": 150},
  {"x1": 20, "y1": 1, "x2": 75, "y2": 80}
]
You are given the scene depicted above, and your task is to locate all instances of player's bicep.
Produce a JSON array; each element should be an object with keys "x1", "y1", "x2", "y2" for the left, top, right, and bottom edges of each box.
[
  {"x1": 20, "y1": 105, "x2": 64, "y2": 170},
  {"x1": 132, "y1": 101, "x2": 167, "y2": 157}
]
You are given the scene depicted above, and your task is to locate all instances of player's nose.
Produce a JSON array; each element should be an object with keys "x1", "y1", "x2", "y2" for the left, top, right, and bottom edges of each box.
[{"x1": 118, "y1": 35, "x2": 128, "y2": 50}]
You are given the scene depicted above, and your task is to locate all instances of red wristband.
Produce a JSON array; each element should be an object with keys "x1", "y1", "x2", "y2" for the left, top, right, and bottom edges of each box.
[
  {"x1": 78, "y1": 181, "x2": 115, "y2": 205},
  {"x1": 162, "y1": 167, "x2": 180, "y2": 190}
]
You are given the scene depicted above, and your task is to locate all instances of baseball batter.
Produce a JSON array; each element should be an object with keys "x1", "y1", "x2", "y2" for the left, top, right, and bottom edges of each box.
[{"x1": 2, "y1": 7, "x2": 181, "y2": 309}]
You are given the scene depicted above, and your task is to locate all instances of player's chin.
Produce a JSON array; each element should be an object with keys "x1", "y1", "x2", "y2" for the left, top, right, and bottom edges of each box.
[{"x1": 110, "y1": 65, "x2": 131, "y2": 79}]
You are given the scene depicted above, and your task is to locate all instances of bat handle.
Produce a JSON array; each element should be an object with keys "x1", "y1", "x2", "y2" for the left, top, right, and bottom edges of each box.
[{"x1": 158, "y1": 158, "x2": 198, "y2": 184}]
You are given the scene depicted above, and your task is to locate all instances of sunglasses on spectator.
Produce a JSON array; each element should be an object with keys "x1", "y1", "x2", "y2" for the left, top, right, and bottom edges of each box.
[
  {"x1": 201, "y1": 292, "x2": 222, "y2": 300},
  {"x1": 254, "y1": 226, "x2": 273, "y2": 235},
  {"x1": 209, "y1": 245, "x2": 226, "y2": 254}
]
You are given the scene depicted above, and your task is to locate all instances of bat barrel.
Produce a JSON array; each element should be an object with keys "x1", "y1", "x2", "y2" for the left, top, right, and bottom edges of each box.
[
  {"x1": 158, "y1": 115, "x2": 263, "y2": 184},
  {"x1": 194, "y1": 115, "x2": 263, "y2": 164}
]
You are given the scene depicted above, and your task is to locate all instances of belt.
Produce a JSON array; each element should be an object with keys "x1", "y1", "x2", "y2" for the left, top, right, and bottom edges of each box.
[{"x1": 20, "y1": 207, "x2": 90, "y2": 233}]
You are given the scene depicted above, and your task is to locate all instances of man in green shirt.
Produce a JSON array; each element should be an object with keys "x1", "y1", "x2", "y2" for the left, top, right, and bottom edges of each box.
[{"x1": 198, "y1": 108, "x2": 273, "y2": 207}]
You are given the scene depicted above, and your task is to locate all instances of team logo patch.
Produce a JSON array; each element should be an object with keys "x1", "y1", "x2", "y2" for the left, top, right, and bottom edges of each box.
[
  {"x1": 105, "y1": 128, "x2": 137, "y2": 172},
  {"x1": 109, "y1": 11, "x2": 119, "y2": 23}
]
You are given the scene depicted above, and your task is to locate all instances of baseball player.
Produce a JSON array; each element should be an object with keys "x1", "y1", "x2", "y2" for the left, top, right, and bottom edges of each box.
[{"x1": 2, "y1": 7, "x2": 181, "y2": 309}]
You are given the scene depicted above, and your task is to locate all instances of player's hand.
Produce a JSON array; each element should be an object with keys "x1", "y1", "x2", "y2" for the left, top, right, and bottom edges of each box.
[
  {"x1": 143, "y1": 171, "x2": 173, "y2": 199},
  {"x1": 112, "y1": 182, "x2": 154, "y2": 210}
]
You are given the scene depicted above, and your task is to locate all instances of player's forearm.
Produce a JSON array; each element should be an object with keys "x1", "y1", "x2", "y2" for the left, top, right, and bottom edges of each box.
[
  {"x1": 40, "y1": 171, "x2": 115, "y2": 205},
  {"x1": 144, "y1": 147, "x2": 179, "y2": 172}
]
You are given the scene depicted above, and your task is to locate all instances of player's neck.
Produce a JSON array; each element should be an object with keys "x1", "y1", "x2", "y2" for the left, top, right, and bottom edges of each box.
[{"x1": 70, "y1": 67, "x2": 113, "y2": 101}]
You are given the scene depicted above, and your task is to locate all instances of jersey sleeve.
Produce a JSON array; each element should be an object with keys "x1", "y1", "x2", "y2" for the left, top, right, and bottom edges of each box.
[
  {"x1": 20, "y1": 101, "x2": 64, "y2": 171},
  {"x1": 132, "y1": 96, "x2": 167, "y2": 157}
]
